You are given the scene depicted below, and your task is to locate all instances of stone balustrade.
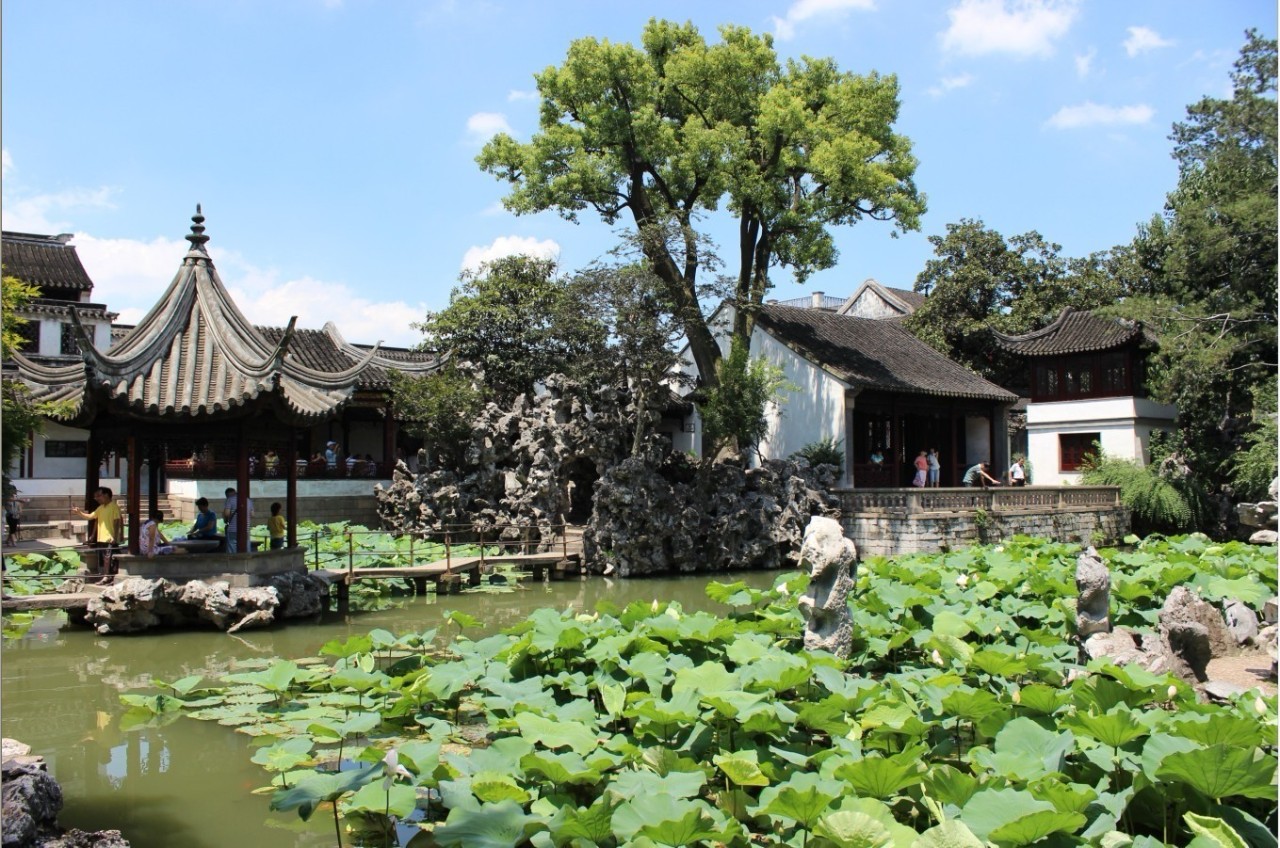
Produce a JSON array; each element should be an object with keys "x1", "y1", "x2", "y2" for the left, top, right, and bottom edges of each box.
[{"x1": 837, "y1": 486, "x2": 1128, "y2": 557}]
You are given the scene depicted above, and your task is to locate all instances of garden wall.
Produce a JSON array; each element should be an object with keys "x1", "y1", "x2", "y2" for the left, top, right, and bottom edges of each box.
[{"x1": 839, "y1": 486, "x2": 1130, "y2": 557}]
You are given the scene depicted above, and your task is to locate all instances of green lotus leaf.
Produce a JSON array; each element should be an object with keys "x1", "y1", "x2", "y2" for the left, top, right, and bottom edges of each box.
[
  {"x1": 119, "y1": 693, "x2": 186, "y2": 715},
  {"x1": 1207, "y1": 803, "x2": 1278, "y2": 848},
  {"x1": 961, "y1": 787, "x2": 1085, "y2": 845},
  {"x1": 432, "y1": 799, "x2": 546, "y2": 848},
  {"x1": 714, "y1": 750, "x2": 770, "y2": 787},
  {"x1": 152, "y1": 675, "x2": 205, "y2": 696},
  {"x1": 224, "y1": 660, "x2": 307, "y2": 694},
  {"x1": 754, "y1": 771, "x2": 841, "y2": 829},
  {"x1": 516, "y1": 749, "x2": 599, "y2": 786},
  {"x1": 514, "y1": 710, "x2": 599, "y2": 755},
  {"x1": 270, "y1": 764, "x2": 378, "y2": 821},
  {"x1": 478, "y1": 675, "x2": 557, "y2": 715},
  {"x1": 627, "y1": 690, "x2": 701, "y2": 733},
  {"x1": 700, "y1": 689, "x2": 767, "y2": 719},
  {"x1": 812, "y1": 810, "x2": 894, "y2": 848},
  {"x1": 551, "y1": 795, "x2": 618, "y2": 844},
  {"x1": 927, "y1": 633, "x2": 974, "y2": 666},
  {"x1": 414, "y1": 659, "x2": 477, "y2": 702},
  {"x1": 1013, "y1": 685, "x2": 1069, "y2": 715},
  {"x1": 1185, "y1": 812, "x2": 1249, "y2": 848},
  {"x1": 1168, "y1": 715, "x2": 1269, "y2": 749},
  {"x1": 1141, "y1": 733, "x2": 1203, "y2": 782},
  {"x1": 740, "y1": 652, "x2": 812, "y2": 694},
  {"x1": 672, "y1": 661, "x2": 739, "y2": 695},
  {"x1": 470, "y1": 771, "x2": 531, "y2": 805},
  {"x1": 912, "y1": 819, "x2": 986, "y2": 848},
  {"x1": 251, "y1": 736, "x2": 314, "y2": 773},
  {"x1": 637, "y1": 805, "x2": 726, "y2": 847},
  {"x1": 611, "y1": 765, "x2": 707, "y2": 800},
  {"x1": 624, "y1": 652, "x2": 673, "y2": 694},
  {"x1": 1065, "y1": 704, "x2": 1149, "y2": 748},
  {"x1": 922, "y1": 764, "x2": 980, "y2": 808},
  {"x1": 833, "y1": 750, "x2": 925, "y2": 799},
  {"x1": 970, "y1": 650, "x2": 1030, "y2": 679},
  {"x1": 968, "y1": 718, "x2": 1074, "y2": 781},
  {"x1": 344, "y1": 781, "x2": 417, "y2": 818},
  {"x1": 307, "y1": 711, "x2": 380, "y2": 741},
  {"x1": 797, "y1": 701, "x2": 854, "y2": 735},
  {"x1": 599, "y1": 680, "x2": 626, "y2": 719},
  {"x1": 941, "y1": 688, "x2": 1006, "y2": 724},
  {"x1": 610, "y1": 792, "x2": 700, "y2": 841},
  {"x1": 1028, "y1": 778, "x2": 1096, "y2": 813},
  {"x1": 1157, "y1": 744, "x2": 1278, "y2": 800},
  {"x1": 328, "y1": 667, "x2": 388, "y2": 693},
  {"x1": 931, "y1": 610, "x2": 973, "y2": 639}
]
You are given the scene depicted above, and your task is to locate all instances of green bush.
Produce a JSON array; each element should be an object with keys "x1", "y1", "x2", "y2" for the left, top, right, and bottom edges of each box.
[{"x1": 793, "y1": 437, "x2": 843, "y2": 469}]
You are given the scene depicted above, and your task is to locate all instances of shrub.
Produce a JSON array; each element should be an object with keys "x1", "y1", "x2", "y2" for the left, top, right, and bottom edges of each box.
[{"x1": 793, "y1": 437, "x2": 843, "y2": 469}]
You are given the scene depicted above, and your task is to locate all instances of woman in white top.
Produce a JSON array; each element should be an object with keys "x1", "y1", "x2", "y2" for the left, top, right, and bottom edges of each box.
[{"x1": 140, "y1": 510, "x2": 177, "y2": 557}]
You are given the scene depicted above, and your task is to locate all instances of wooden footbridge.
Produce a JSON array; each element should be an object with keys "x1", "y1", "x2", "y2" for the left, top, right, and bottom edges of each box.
[{"x1": 318, "y1": 550, "x2": 582, "y2": 603}]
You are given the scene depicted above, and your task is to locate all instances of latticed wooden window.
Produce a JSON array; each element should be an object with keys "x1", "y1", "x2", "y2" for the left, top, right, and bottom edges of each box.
[
  {"x1": 60, "y1": 322, "x2": 80, "y2": 356},
  {"x1": 1059, "y1": 432, "x2": 1099, "y2": 472},
  {"x1": 16, "y1": 320, "x2": 39, "y2": 353}
]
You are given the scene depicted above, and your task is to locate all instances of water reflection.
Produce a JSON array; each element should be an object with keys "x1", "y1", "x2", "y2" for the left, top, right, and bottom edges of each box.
[{"x1": 1, "y1": 572, "x2": 780, "y2": 848}]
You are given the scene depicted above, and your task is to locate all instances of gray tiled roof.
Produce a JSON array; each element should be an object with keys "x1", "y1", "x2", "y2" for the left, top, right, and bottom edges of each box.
[
  {"x1": 11, "y1": 210, "x2": 393, "y2": 425},
  {"x1": 257, "y1": 324, "x2": 436, "y2": 390},
  {"x1": 885, "y1": 287, "x2": 927, "y2": 310},
  {"x1": 992, "y1": 308, "x2": 1144, "y2": 356},
  {"x1": 1, "y1": 232, "x2": 96, "y2": 294},
  {"x1": 757, "y1": 304, "x2": 1016, "y2": 402}
]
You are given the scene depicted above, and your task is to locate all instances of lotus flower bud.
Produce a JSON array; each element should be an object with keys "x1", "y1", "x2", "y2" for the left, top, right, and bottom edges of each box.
[
  {"x1": 1256, "y1": 697, "x2": 1267, "y2": 715},
  {"x1": 956, "y1": 574, "x2": 969, "y2": 588},
  {"x1": 1167, "y1": 685, "x2": 1178, "y2": 700},
  {"x1": 777, "y1": 582, "x2": 789, "y2": 596},
  {"x1": 931, "y1": 649, "x2": 944, "y2": 666},
  {"x1": 651, "y1": 599, "x2": 659, "y2": 612},
  {"x1": 1012, "y1": 689, "x2": 1021, "y2": 704}
]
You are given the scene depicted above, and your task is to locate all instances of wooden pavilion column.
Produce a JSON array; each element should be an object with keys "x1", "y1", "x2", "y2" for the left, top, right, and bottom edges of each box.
[
  {"x1": 126, "y1": 434, "x2": 141, "y2": 555},
  {"x1": 236, "y1": 425, "x2": 250, "y2": 551},
  {"x1": 84, "y1": 430, "x2": 102, "y2": 538},
  {"x1": 948, "y1": 406, "x2": 958, "y2": 487},
  {"x1": 382, "y1": 400, "x2": 396, "y2": 474},
  {"x1": 286, "y1": 427, "x2": 299, "y2": 548},
  {"x1": 147, "y1": 444, "x2": 161, "y2": 520}
]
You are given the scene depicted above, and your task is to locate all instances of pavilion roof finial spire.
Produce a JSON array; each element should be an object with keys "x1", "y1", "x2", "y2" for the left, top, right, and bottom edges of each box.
[{"x1": 186, "y1": 203, "x2": 209, "y2": 251}]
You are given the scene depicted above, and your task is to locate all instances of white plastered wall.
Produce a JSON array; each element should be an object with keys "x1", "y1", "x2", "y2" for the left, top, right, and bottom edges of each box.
[
  {"x1": 1026, "y1": 397, "x2": 1177, "y2": 485},
  {"x1": 752, "y1": 328, "x2": 850, "y2": 461}
]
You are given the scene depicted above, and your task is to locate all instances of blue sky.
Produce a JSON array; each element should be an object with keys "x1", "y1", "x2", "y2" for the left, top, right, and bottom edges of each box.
[{"x1": 3, "y1": 0, "x2": 1274, "y2": 348}]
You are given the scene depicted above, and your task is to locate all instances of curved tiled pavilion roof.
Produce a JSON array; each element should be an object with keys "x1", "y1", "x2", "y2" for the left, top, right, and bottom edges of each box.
[
  {"x1": 1, "y1": 231, "x2": 96, "y2": 294},
  {"x1": 991, "y1": 307, "x2": 1145, "y2": 357},
  {"x1": 10, "y1": 208, "x2": 406, "y2": 426},
  {"x1": 757, "y1": 304, "x2": 1016, "y2": 402}
]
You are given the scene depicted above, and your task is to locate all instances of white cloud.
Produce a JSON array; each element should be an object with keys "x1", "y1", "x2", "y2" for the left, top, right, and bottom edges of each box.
[
  {"x1": 1045, "y1": 101, "x2": 1154, "y2": 129},
  {"x1": 1123, "y1": 26, "x2": 1173, "y2": 57},
  {"x1": 460, "y1": 235, "x2": 560, "y2": 274},
  {"x1": 2, "y1": 187, "x2": 116, "y2": 234},
  {"x1": 1074, "y1": 48, "x2": 1095, "y2": 78},
  {"x1": 1, "y1": 149, "x2": 12, "y2": 178},
  {"x1": 771, "y1": 0, "x2": 876, "y2": 41},
  {"x1": 507, "y1": 89, "x2": 538, "y2": 102},
  {"x1": 465, "y1": 111, "x2": 513, "y2": 144},
  {"x1": 927, "y1": 73, "x2": 974, "y2": 96},
  {"x1": 941, "y1": 0, "x2": 1078, "y2": 59}
]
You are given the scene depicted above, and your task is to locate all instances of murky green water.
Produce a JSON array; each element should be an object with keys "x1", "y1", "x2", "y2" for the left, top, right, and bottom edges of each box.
[{"x1": 1, "y1": 571, "x2": 780, "y2": 847}]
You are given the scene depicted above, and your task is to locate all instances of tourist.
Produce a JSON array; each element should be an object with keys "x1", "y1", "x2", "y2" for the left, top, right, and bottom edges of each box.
[
  {"x1": 72, "y1": 486, "x2": 123, "y2": 579},
  {"x1": 962, "y1": 461, "x2": 1001, "y2": 488},
  {"x1": 222, "y1": 487, "x2": 255, "y2": 553},
  {"x1": 264, "y1": 449, "x2": 280, "y2": 478},
  {"x1": 869, "y1": 447, "x2": 884, "y2": 465},
  {"x1": 363, "y1": 453, "x2": 377, "y2": 477},
  {"x1": 140, "y1": 509, "x2": 179, "y2": 557},
  {"x1": 1009, "y1": 456, "x2": 1027, "y2": 487},
  {"x1": 927, "y1": 448, "x2": 941, "y2": 487},
  {"x1": 190, "y1": 497, "x2": 219, "y2": 540},
  {"x1": 912, "y1": 451, "x2": 928, "y2": 487},
  {"x1": 268, "y1": 502, "x2": 286, "y2": 550},
  {"x1": 346, "y1": 452, "x2": 360, "y2": 476},
  {"x1": 4, "y1": 491, "x2": 24, "y2": 544},
  {"x1": 325, "y1": 441, "x2": 340, "y2": 471}
]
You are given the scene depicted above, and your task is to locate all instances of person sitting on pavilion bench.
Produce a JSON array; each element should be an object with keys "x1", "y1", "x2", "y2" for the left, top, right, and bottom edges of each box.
[{"x1": 140, "y1": 509, "x2": 183, "y2": 557}]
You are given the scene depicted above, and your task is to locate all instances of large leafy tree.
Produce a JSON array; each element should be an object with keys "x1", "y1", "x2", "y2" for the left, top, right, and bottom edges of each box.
[
  {"x1": 1115, "y1": 29, "x2": 1277, "y2": 500},
  {"x1": 903, "y1": 219, "x2": 1120, "y2": 387},
  {"x1": 2, "y1": 275, "x2": 48, "y2": 492},
  {"x1": 412, "y1": 255, "x2": 608, "y2": 405},
  {"x1": 478, "y1": 18, "x2": 925, "y2": 389}
]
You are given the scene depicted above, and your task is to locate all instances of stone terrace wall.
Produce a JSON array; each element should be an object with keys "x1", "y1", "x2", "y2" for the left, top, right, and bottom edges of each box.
[{"x1": 840, "y1": 486, "x2": 1130, "y2": 557}]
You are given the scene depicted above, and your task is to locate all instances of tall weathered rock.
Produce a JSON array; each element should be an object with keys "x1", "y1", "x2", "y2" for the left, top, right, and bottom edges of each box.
[
  {"x1": 797, "y1": 516, "x2": 857, "y2": 659},
  {"x1": 1075, "y1": 546, "x2": 1111, "y2": 637}
]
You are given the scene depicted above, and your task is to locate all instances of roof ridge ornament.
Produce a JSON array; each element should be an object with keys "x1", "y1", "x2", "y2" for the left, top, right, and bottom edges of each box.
[{"x1": 186, "y1": 204, "x2": 210, "y2": 252}]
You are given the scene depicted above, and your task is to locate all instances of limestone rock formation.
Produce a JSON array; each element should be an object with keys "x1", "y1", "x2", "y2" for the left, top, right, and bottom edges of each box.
[
  {"x1": 376, "y1": 377, "x2": 643, "y2": 551},
  {"x1": 583, "y1": 454, "x2": 840, "y2": 576},
  {"x1": 2, "y1": 744, "x2": 130, "y2": 848},
  {"x1": 1237, "y1": 476, "x2": 1278, "y2": 544},
  {"x1": 796, "y1": 516, "x2": 857, "y2": 659},
  {"x1": 1075, "y1": 546, "x2": 1111, "y2": 637},
  {"x1": 1223, "y1": 599, "x2": 1260, "y2": 645},
  {"x1": 82, "y1": 573, "x2": 329, "y2": 635}
]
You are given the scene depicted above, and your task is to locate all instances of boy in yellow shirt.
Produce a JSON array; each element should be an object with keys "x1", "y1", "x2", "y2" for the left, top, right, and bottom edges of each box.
[
  {"x1": 268, "y1": 502, "x2": 286, "y2": 550},
  {"x1": 73, "y1": 487, "x2": 123, "y2": 579}
]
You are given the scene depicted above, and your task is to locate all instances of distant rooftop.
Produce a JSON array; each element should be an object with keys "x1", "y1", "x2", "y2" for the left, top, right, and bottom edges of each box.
[{"x1": 1, "y1": 231, "x2": 95, "y2": 295}]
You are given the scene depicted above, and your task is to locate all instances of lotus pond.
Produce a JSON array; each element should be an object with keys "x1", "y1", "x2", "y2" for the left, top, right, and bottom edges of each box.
[{"x1": 4, "y1": 535, "x2": 1278, "y2": 848}]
